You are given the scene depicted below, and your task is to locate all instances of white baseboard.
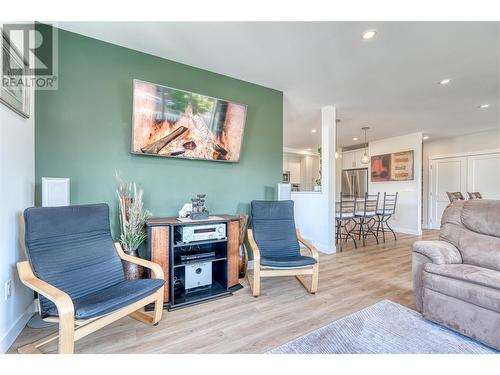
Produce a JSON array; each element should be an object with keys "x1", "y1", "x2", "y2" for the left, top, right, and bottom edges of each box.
[
  {"x1": 302, "y1": 237, "x2": 336, "y2": 254},
  {"x1": 314, "y1": 242, "x2": 336, "y2": 254},
  {"x1": 392, "y1": 227, "x2": 422, "y2": 236},
  {"x1": 0, "y1": 300, "x2": 36, "y2": 353}
]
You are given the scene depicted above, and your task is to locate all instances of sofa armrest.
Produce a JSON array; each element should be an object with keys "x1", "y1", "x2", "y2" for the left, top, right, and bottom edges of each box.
[
  {"x1": 412, "y1": 240, "x2": 462, "y2": 312},
  {"x1": 412, "y1": 240, "x2": 462, "y2": 264}
]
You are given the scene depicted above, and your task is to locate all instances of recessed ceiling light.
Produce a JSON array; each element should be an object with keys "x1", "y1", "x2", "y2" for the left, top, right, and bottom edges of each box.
[
  {"x1": 362, "y1": 30, "x2": 377, "y2": 40},
  {"x1": 423, "y1": 136, "x2": 429, "y2": 140},
  {"x1": 311, "y1": 129, "x2": 317, "y2": 133},
  {"x1": 478, "y1": 104, "x2": 490, "y2": 109},
  {"x1": 353, "y1": 137, "x2": 359, "y2": 141},
  {"x1": 306, "y1": 148, "x2": 312, "y2": 151},
  {"x1": 438, "y1": 79, "x2": 451, "y2": 85}
]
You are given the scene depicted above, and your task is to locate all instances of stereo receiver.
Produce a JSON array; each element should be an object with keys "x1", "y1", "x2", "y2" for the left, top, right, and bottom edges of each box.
[{"x1": 176, "y1": 223, "x2": 226, "y2": 244}]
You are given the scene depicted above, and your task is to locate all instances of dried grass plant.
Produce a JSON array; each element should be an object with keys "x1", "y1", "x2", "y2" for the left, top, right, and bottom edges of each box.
[{"x1": 116, "y1": 174, "x2": 151, "y2": 253}]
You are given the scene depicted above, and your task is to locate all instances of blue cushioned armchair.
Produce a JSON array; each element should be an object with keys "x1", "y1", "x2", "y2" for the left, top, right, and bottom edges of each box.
[
  {"x1": 17, "y1": 204, "x2": 165, "y2": 354},
  {"x1": 246, "y1": 200, "x2": 319, "y2": 297}
]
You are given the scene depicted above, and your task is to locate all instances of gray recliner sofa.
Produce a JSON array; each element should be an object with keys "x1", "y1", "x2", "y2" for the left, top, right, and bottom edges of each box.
[{"x1": 412, "y1": 199, "x2": 500, "y2": 350}]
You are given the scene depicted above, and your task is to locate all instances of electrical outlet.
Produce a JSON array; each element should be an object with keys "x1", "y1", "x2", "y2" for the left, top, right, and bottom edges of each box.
[{"x1": 4, "y1": 280, "x2": 12, "y2": 300}]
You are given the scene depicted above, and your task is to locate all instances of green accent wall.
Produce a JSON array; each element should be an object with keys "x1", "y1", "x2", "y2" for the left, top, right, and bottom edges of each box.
[{"x1": 35, "y1": 26, "x2": 283, "y2": 237}]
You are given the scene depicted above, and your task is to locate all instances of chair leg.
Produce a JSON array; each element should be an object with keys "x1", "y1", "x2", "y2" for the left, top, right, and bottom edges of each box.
[
  {"x1": 247, "y1": 267, "x2": 261, "y2": 297},
  {"x1": 58, "y1": 313, "x2": 75, "y2": 354},
  {"x1": 360, "y1": 218, "x2": 366, "y2": 246},
  {"x1": 376, "y1": 216, "x2": 381, "y2": 239},
  {"x1": 152, "y1": 288, "x2": 164, "y2": 325},
  {"x1": 17, "y1": 330, "x2": 60, "y2": 354},
  {"x1": 367, "y1": 218, "x2": 379, "y2": 245},
  {"x1": 296, "y1": 265, "x2": 319, "y2": 294},
  {"x1": 385, "y1": 215, "x2": 397, "y2": 241},
  {"x1": 310, "y1": 264, "x2": 319, "y2": 293}
]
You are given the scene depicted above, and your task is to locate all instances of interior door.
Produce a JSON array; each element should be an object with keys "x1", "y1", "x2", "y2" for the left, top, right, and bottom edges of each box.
[
  {"x1": 467, "y1": 153, "x2": 500, "y2": 200},
  {"x1": 430, "y1": 157, "x2": 467, "y2": 229}
]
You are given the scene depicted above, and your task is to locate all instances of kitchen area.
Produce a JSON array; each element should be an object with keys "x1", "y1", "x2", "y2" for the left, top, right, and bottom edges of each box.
[{"x1": 339, "y1": 147, "x2": 369, "y2": 199}]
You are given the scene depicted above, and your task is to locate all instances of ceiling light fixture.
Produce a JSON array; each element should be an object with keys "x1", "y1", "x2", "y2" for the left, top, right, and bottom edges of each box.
[
  {"x1": 423, "y1": 136, "x2": 429, "y2": 140},
  {"x1": 311, "y1": 129, "x2": 317, "y2": 133},
  {"x1": 438, "y1": 79, "x2": 451, "y2": 85},
  {"x1": 478, "y1": 104, "x2": 490, "y2": 109},
  {"x1": 362, "y1": 30, "x2": 377, "y2": 40},
  {"x1": 360, "y1": 127, "x2": 370, "y2": 164},
  {"x1": 353, "y1": 137, "x2": 358, "y2": 141}
]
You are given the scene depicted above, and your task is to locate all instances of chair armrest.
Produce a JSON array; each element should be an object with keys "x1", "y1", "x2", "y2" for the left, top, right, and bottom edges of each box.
[
  {"x1": 296, "y1": 229, "x2": 319, "y2": 262},
  {"x1": 246, "y1": 229, "x2": 261, "y2": 268},
  {"x1": 114, "y1": 242, "x2": 164, "y2": 280},
  {"x1": 16, "y1": 261, "x2": 74, "y2": 318},
  {"x1": 411, "y1": 240, "x2": 462, "y2": 265}
]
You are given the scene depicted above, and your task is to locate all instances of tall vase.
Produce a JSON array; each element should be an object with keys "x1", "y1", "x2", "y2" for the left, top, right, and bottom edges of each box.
[
  {"x1": 239, "y1": 244, "x2": 248, "y2": 279},
  {"x1": 237, "y1": 214, "x2": 249, "y2": 278},
  {"x1": 122, "y1": 249, "x2": 145, "y2": 280}
]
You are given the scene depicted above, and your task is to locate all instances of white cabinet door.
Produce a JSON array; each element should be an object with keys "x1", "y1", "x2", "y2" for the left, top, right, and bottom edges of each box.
[
  {"x1": 430, "y1": 157, "x2": 467, "y2": 229},
  {"x1": 342, "y1": 151, "x2": 356, "y2": 169},
  {"x1": 467, "y1": 153, "x2": 500, "y2": 200},
  {"x1": 343, "y1": 150, "x2": 369, "y2": 170}
]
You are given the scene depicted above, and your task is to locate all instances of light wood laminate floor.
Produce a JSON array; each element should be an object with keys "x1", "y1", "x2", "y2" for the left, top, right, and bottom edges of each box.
[{"x1": 9, "y1": 230, "x2": 438, "y2": 354}]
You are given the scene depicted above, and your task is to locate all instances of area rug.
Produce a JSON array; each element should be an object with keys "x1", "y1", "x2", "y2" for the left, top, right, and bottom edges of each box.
[{"x1": 268, "y1": 300, "x2": 498, "y2": 354}]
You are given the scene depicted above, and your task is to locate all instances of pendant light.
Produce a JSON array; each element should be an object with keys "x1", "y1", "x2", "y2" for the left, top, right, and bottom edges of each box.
[
  {"x1": 360, "y1": 126, "x2": 370, "y2": 164},
  {"x1": 335, "y1": 119, "x2": 340, "y2": 159}
]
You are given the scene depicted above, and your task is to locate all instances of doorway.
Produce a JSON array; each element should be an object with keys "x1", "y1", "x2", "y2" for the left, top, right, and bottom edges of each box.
[{"x1": 429, "y1": 151, "x2": 500, "y2": 229}]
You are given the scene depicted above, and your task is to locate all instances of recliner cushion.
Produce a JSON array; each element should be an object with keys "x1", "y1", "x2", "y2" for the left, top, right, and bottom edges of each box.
[
  {"x1": 45, "y1": 279, "x2": 164, "y2": 319},
  {"x1": 423, "y1": 263, "x2": 500, "y2": 313},
  {"x1": 461, "y1": 199, "x2": 500, "y2": 238},
  {"x1": 261, "y1": 255, "x2": 317, "y2": 268},
  {"x1": 251, "y1": 200, "x2": 301, "y2": 259},
  {"x1": 24, "y1": 204, "x2": 126, "y2": 316}
]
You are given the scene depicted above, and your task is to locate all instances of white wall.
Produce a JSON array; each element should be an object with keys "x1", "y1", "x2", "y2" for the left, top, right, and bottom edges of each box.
[
  {"x1": 422, "y1": 128, "x2": 500, "y2": 227},
  {"x1": 0, "y1": 23, "x2": 36, "y2": 352},
  {"x1": 368, "y1": 132, "x2": 423, "y2": 235}
]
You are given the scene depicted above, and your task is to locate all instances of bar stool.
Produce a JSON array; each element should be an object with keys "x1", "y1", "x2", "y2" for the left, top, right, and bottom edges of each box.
[
  {"x1": 353, "y1": 192, "x2": 380, "y2": 246},
  {"x1": 335, "y1": 195, "x2": 357, "y2": 252},
  {"x1": 375, "y1": 192, "x2": 398, "y2": 242}
]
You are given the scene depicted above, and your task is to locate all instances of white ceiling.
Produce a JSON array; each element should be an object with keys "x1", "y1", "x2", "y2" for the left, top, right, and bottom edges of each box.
[{"x1": 59, "y1": 22, "x2": 500, "y2": 149}]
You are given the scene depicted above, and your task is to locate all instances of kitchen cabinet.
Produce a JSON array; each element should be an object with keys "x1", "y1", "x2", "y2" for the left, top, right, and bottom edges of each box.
[{"x1": 342, "y1": 149, "x2": 369, "y2": 169}]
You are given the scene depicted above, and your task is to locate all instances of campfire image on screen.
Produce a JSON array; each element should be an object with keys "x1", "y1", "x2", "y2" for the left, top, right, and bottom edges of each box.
[{"x1": 132, "y1": 80, "x2": 246, "y2": 162}]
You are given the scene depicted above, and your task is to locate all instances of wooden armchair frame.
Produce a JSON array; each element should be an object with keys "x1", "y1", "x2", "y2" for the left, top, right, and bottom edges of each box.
[
  {"x1": 16, "y1": 242, "x2": 164, "y2": 354},
  {"x1": 246, "y1": 229, "x2": 319, "y2": 297}
]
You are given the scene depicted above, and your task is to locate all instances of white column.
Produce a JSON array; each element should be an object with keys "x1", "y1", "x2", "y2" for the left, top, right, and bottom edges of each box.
[
  {"x1": 292, "y1": 106, "x2": 337, "y2": 253},
  {"x1": 320, "y1": 106, "x2": 337, "y2": 253}
]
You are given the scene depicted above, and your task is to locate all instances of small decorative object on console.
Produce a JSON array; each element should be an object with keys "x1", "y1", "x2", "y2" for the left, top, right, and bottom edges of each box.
[
  {"x1": 178, "y1": 203, "x2": 192, "y2": 218},
  {"x1": 190, "y1": 193, "x2": 209, "y2": 220}
]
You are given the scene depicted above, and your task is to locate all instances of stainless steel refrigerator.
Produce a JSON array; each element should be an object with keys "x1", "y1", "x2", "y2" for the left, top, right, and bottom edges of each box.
[{"x1": 341, "y1": 168, "x2": 368, "y2": 198}]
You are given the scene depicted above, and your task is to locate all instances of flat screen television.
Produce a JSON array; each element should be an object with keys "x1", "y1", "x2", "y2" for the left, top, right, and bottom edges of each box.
[{"x1": 132, "y1": 79, "x2": 247, "y2": 162}]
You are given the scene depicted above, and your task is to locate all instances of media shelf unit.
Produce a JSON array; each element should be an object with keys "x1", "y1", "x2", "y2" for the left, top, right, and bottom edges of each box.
[{"x1": 146, "y1": 215, "x2": 241, "y2": 310}]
